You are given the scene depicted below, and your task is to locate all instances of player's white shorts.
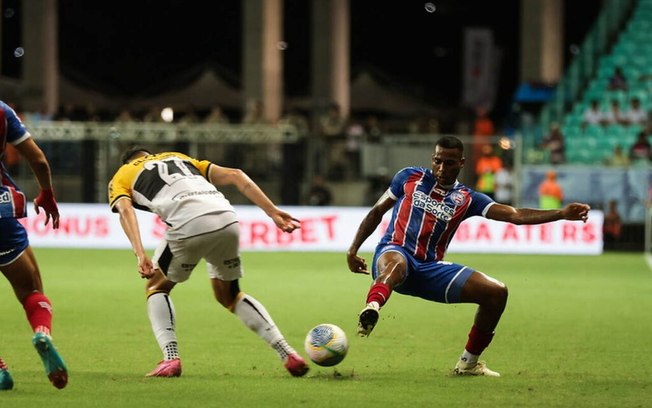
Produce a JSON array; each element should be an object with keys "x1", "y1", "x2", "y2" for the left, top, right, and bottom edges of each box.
[{"x1": 152, "y1": 212, "x2": 243, "y2": 283}]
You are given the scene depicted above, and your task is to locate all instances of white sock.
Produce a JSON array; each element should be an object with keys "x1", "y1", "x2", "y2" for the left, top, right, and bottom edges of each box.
[
  {"x1": 233, "y1": 294, "x2": 296, "y2": 360},
  {"x1": 460, "y1": 349, "x2": 479, "y2": 365},
  {"x1": 147, "y1": 293, "x2": 179, "y2": 360}
]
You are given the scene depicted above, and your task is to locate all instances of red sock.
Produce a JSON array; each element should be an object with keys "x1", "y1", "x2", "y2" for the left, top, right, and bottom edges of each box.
[
  {"x1": 465, "y1": 324, "x2": 495, "y2": 355},
  {"x1": 22, "y1": 292, "x2": 53, "y2": 335},
  {"x1": 365, "y1": 282, "x2": 391, "y2": 308}
]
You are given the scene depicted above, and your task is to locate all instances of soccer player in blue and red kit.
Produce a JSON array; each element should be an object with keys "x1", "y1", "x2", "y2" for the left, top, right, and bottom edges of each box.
[
  {"x1": 0, "y1": 100, "x2": 68, "y2": 390},
  {"x1": 346, "y1": 135, "x2": 590, "y2": 377}
]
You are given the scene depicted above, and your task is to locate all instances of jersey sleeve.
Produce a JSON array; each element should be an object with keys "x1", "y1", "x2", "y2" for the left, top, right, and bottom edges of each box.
[
  {"x1": 108, "y1": 167, "x2": 132, "y2": 211},
  {"x1": 387, "y1": 167, "x2": 416, "y2": 200},
  {"x1": 467, "y1": 190, "x2": 496, "y2": 217},
  {"x1": 1, "y1": 102, "x2": 29, "y2": 144}
]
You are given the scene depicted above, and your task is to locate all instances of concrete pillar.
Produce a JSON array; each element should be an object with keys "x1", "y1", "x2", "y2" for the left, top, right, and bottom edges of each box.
[
  {"x1": 22, "y1": 0, "x2": 58, "y2": 114},
  {"x1": 520, "y1": 0, "x2": 563, "y2": 83},
  {"x1": 242, "y1": 0, "x2": 283, "y2": 122},
  {"x1": 311, "y1": 0, "x2": 350, "y2": 117}
]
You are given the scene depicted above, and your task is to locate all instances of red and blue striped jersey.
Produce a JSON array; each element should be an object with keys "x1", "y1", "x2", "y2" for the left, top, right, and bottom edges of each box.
[
  {"x1": 0, "y1": 100, "x2": 30, "y2": 218},
  {"x1": 380, "y1": 166, "x2": 495, "y2": 262}
]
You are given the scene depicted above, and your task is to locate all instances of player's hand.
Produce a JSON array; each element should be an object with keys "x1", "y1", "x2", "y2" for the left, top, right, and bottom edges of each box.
[
  {"x1": 562, "y1": 202, "x2": 591, "y2": 223},
  {"x1": 137, "y1": 255, "x2": 155, "y2": 279},
  {"x1": 272, "y1": 210, "x2": 301, "y2": 233},
  {"x1": 33, "y1": 188, "x2": 60, "y2": 229},
  {"x1": 347, "y1": 253, "x2": 369, "y2": 275}
]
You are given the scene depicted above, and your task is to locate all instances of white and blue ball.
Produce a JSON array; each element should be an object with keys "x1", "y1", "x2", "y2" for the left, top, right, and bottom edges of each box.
[{"x1": 304, "y1": 323, "x2": 348, "y2": 367}]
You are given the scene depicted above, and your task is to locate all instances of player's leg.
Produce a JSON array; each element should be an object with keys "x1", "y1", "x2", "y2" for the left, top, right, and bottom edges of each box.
[
  {"x1": 143, "y1": 237, "x2": 195, "y2": 378},
  {"x1": 144, "y1": 272, "x2": 180, "y2": 377},
  {"x1": 206, "y1": 223, "x2": 308, "y2": 377},
  {"x1": 0, "y1": 244, "x2": 68, "y2": 389},
  {"x1": 211, "y1": 278, "x2": 308, "y2": 377},
  {"x1": 357, "y1": 247, "x2": 408, "y2": 336},
  {"x1": 452, "y1": 270, "x2": 508, "y2": 377}
]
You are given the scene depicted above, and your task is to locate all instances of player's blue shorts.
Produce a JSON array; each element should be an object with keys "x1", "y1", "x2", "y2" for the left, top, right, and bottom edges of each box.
[
  {"x1": 372, "y1": 244, "x2": 474, "y2": 304},
  {"x1": 0, "y1": 218, "x2": 29, "y2": 266}
]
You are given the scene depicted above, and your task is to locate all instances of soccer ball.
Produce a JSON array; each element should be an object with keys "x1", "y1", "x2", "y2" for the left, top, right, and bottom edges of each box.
[{"x1": 304, "y1": 323, "x2": 348, "y2": 367}]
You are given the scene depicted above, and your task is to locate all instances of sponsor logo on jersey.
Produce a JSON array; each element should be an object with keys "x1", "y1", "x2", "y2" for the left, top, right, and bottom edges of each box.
[{"x1": 412, "y1": 190, "x2": 454, "y2": 221}]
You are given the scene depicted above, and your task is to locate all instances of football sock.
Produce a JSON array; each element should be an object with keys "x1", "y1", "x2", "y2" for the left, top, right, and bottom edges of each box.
[
  {"x1": 163, "y1": 342, "x2": 179, "y2": 360},
  {"x1": 147, "y1": 293, "x2": 179, "y2": 360},
  {"x1": 461, "y1": 324, "x2": 495, "y2": 363},
  {"x1": 271, "y1": 339, "x2": 294, "y2": 361},
  {"x1": 22, "y1": 292, "x2": 53, "y2": 335},
  {"x1": 365, "y1": 282, "x2": 391, "y2": 308},
  {"x1": 233, "y1": 294, "x2": 296, "y2": 359}
]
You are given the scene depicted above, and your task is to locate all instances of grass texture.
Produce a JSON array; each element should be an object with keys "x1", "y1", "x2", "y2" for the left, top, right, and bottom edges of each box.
[{"x1": 0, "y1": 249, "x2": 650, "y2": 407}]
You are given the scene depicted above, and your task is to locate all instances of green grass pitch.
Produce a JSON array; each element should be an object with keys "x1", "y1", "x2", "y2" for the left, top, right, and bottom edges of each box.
[{"x1": 0, "y1": 249, "x2": 650, "y2": 407}]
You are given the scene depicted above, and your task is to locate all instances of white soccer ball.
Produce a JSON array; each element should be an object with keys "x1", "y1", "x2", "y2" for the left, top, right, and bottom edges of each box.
[{"x1": 304, "y1": 323, "x2": 348, "y2": 367}]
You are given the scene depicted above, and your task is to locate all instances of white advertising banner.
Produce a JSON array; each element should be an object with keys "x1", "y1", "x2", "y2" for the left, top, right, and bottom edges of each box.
[{"x1": 20, "y1": 204, "x2": 604, "y2": 255}]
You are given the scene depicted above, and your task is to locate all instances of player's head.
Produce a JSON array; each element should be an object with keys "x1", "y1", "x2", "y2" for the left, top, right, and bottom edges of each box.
[
  {"x1": 121, "y1": 147, "x2": 152, "y2": 164},
  {"x1": 432, "y1": 136, "x2": 464, "y2": 187}
]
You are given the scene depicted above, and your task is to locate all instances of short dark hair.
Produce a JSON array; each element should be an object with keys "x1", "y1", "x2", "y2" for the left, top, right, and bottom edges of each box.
[
  {"x1": 121, "y1": 147, "x2": 151, "y2": 164},
  {"x1": 435, "y1": 135, "x2": 464, "y2": 153}
]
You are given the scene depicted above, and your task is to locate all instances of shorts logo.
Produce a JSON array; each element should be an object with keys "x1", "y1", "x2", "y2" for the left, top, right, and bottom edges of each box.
[
  {"x1": 0, "y1": 248, "x2": 15, "y2": 256},
  {"x1": 224, "y1": 257, "x2": 241, "y2": 269},
  {"x1": 181, "y1": 263, "x2": 196, "y2": 272}
]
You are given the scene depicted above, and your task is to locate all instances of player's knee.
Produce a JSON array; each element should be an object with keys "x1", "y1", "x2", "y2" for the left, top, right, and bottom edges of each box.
[
  {"x1": 492, "y1": 282, "x2": 508, "y2": 307},
  {"x1": 377, "y1": 260, "x2": 407, "y2": 285},
  {"x1": 213, "y1": 279, "x2": 240, "y2": 309}
]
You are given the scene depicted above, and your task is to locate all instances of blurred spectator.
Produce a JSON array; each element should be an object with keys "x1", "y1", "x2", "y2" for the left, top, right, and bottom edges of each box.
[
  {"x1": 306, "y1": 175, "x2": 333, "y2": 206},
  {"x1": 365, "y1": 167, "x2": 391, "y2": 206},
  {"x1": 278, "y1": 107, "x2": 309, "y2": 137},
  {"x1": 316, "y1": 102, "x2": 348, "y2": 179},
  {"x1": 475, "y1": 144, "x2": 503, "y2": 200},
  {"x1": 604, "y1": 99, "x2": 627, "y2": 125},
  {"x1": 344, "y1": 121, "x2": 364, "y2": 179},
  {"x1": 538, "y1": 170, "x2": 564, "y2": 209},
  {"x1": 204, "y1": 105, "x2": 230, "y2": 124},
  {"x1": 23, "y1": 105, "x2": 53, "y2": 123},
  {"x1": 364, "y1": 115, "x2": 383, "y2": 143},
  {"x1": 143, "y1": 106, "x2": 164, "y2": 122},
  {"x1": 541, "y1": 122, "x2": 565, "y2": 164},
  {"x1": 53, "y1": 103, "x2": 81, "y2": 121},
  {"x1": 80, "y1": 103, "x2": 101, "y2": 122},
  {"x1": 624, "y1": 97, "x2": 647, "y2": 126},
  {"x1": 177, "y1": 104, "x2": 199, "y2": 124},
  {"x1": 581, "y1": 99, "x2": 605, "y2": 128},
  {"x1": 494, "y1": 163, "x2": 514, "y2": 206},
  {"x1": 629, "y1": 131, "x2": 651, "y2": 164},
  {"x1": 114, "y1": 109, "x2": 137, "y2": 123},
  {"x1": 607, "y1": 66, "x2": 628, "y2": 91},
  {"x1": 242, "y1": 99, "x2": 267, "y2": 124},
  {"x1": 605, "y1": 145, "x2": 630, "y2": 167},
  {"x1": 603, "y1": 199, "x2": 622, "y2": 250}
]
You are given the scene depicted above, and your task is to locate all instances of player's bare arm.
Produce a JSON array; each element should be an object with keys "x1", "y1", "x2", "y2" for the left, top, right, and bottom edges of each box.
[
  {"x1": 113, "y1": 197, "x2": 155, "y2": 278},
  {"x1": 347, "y1": 192, "x2": 396, "y2": 274},
  {"x1": 486, "y1": 202, "x2": 591, "y2": 225},
  {"x1": 14, "y1": 137, "x2": 60, "y2": 228},
  {"x1": 208, "y1": 164, "x2": 300, "y2": 232}
]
